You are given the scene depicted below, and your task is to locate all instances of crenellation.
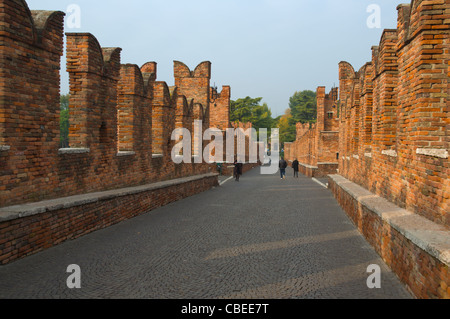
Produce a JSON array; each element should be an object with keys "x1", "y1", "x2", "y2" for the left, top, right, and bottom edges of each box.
[
  {"x1": 209, "y1": 85, "x2": 231, "y2": 131},
  {"x1": 0, "y1": 0, "x2": 233, "y2": 211},
  {"x1": 151, "y1": 81, "x2": 173, "y2": 157},
  {"x1": 331, "y1": 0, "x2": 449, "y2": 229},
  {"x1": 0, "y1": 0, "x2": 65, "y2": 207},
  {"x1": 291, "y1": 1, "x2": 448, "y2": 233},
  {"x1": 1, "y1": 0, "x2": 447, "y2": 299},
  {"x1": 117, "y1": 63, "x2": 153, "y2": 154},
  {"x1": 0, "y1": 0, "x2": 238, "y2": 264},
  {"x1": 285, "y1": 86, "x2": 339, "y2": 177},
  {"x1": 30, "y1": 11, "x2": 65, "y2": 53}
]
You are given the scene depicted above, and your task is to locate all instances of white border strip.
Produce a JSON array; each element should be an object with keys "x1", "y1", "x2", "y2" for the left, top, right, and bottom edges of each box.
[
  {"x1": 219, "y1": 176, "x2": 234, "y2": 186},
  {"x1": 416, "y1": 148, "x2": 448, "y2": 159},
  {"x1": 382, "y1": 150, "x2": 398, "y2": 157},
  {"x1": 312, "y1": 178, "x2": 328, "y2": 189}
]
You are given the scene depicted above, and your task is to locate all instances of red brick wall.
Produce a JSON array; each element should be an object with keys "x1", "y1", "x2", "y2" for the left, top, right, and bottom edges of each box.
[
  {"x1": 0, "y1": 0, "x2": 65, "y2": 206},
  {"x1": 210, "y1": 85, "x2": 231, "y2": 131},
  {"x1": 286, "y1": 87, "x2": 339, "y2": 176},
  {"x1": 0, "y1": 0, "x2": 222, "y2": 209},
  {"x1": 337, "y1": 0, "x2": 449, "y2": 227},
  {"x1": 329, "y1": 177, "x2": 449, "y2": 299},
  {"x1": 174, "y1": 61, "x2": 211, "y2": 130},
  {"x1": 0, "y1": 174, "x2": 218, "y2": 265},
  {"x1": 150, "y1": 81, "x2": 173, "y2": 156}
]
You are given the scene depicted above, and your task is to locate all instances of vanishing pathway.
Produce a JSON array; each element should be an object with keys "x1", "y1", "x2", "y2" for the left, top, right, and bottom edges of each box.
[{"x1": 0, "y1": 167, "x2": 412, "y2": 299}]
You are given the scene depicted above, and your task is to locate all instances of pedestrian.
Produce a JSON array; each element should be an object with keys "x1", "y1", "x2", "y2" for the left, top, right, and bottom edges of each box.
[
  {"x1": 234, "y1": 159, "x2": 243, "y2": 182},
  {"x1": 279, "y1": 157, "x2": 288, "y2": 180},
  {"x1": 292, "y1": 159, "x2": 299, "y2": 178}
]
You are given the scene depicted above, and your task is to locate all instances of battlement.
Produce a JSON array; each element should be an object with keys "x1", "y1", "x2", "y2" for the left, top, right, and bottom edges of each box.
[
  {"x1": 286, "y1": 87, "x2": 340, "y2": 175},
  {"x1": 336, "y1": 0, "x2": 449, "y2": 229},
  {"x1": 397, "y1": 0, "x2": 450, "y2": 47},
  {"x1": 358, "y1": 63, "x2": 374, "y2": 96},
  {"x1": 209, "y1": 85, "x2": 231, "y2": 131},
  {"x1": 0, "y1": 1, "x2": 65, "y2": 52},
  {"x1": 317, "y1": 86, "x2": 339, "y2": 132},
  {"x1": 173, "y1": 61, "x2": 212, "y2": 79},
  {"x1": 329, "y1": 0, "x2": 450, "y2": 299},
  {"x1": 295, "y1": 122, "x2": 311, "y2": 140},
  {"x1": 372, "y1": 29, "x2": 398, "y2": 78},
  {"x1": 0, "y1": 0, "x2": 231, "y2": 208}
]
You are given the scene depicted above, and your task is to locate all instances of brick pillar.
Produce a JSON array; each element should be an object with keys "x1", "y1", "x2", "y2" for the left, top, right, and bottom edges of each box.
[
  {"x1": 210, "y1": 85, "x2": 231, "y2": 131},
  {"x1": 338, "y1": 61, "x2": 357, "y2": 176},
  {"x1": 151, "y1": 82, "x2": 171, "y2": 156},
  {"x1": 0, "y1": 0, "x2": 64, "y2": 206},
  {"x1": 375, "y1": 30, "x2": 398, "y2": 152},
  {"x1": 360, "y1": 63, "x2": 374, "y2": 150},
  {"x1": 66, "y1": 33, "x2": 121, "y2": 150}
]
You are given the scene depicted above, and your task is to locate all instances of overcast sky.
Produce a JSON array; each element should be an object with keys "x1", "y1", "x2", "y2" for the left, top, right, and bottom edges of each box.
[{"x1": 27, "y1": 0, "x2": 400, "y2": 117}]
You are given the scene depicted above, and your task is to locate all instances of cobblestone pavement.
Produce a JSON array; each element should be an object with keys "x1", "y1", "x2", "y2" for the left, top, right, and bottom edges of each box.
[{"x1": 0, "y1": 167, "x2": 412, "y2": 299}]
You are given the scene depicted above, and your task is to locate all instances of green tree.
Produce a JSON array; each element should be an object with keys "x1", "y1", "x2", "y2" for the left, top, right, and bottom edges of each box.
[
  {"x1": 276, "y1": 109, "x2": 296, "y2": 146},
  {"x1": 230, "y1": 97, "x2": 262, "y2": 123},
  {"x1": 251, "y1": 102, "x2": 275, "y2": 132},
  {"x1": 288, "y1": 90, "x2": 317, "y2": 125},
  {"x1": 230, "y1": 97, "x2": 275, "y2": 131},
  {"x1": 60, "y1": 94, "x2": 69, "y2": 148}
]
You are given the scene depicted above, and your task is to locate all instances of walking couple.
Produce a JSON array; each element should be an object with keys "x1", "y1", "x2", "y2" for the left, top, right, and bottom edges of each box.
[{"x1": 279, "y1": 158, "x2": 299, "y2": 179}]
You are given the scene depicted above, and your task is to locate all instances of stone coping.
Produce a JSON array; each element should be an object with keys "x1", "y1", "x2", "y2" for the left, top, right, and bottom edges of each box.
[
  {"x1": 416, "y1": 148, "x2": 448, "y2": 159},
  {"x1": 0, "y1": 173, "x2": 219, "y2": 223},
  {"x1": 329, "y1": 174, "x2": 450, "y2": 267},
  {"x1": 287, "y1": 162, "x2": 337, "y2": 169},
  {"x1": 382, "y1": 150, "x2": 398, "y2": 157},
  {"x1": 298, "y1": 162, "x2": 318, "y2": 169},
  {"x1": 58, "y1": 148, "x2": 90, "y2": 154},
  {"x1": 117, "y1": 151, "x2": 136, "y2": 157}
]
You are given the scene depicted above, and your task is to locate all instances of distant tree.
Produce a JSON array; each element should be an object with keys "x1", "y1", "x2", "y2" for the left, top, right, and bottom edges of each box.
[
  {"x1": 230, "y1": 97, "x2": 275, "y2": 132},
  {"x1": 288, "y1": 90, "x2": 317, "y2": 125},
  {"x1": 276, "y1": 109, "x2": 296, "y2": 145},
  {"x1": 251, "y1": 102, "x2": 275, "y2": 132},
  {"x1": 60, "y1": 94, "x2": 69, "y2": 148},
  {"x1": 230, "y1": 97, "x2": 262, "y2": 123}
]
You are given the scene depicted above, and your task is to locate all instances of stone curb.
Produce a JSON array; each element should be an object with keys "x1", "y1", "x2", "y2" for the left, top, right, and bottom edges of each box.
[
  {"x1": 0, "y1": 173, "x2": 219, "y2": 223},
  {"x1": 328, "y1": 174, "x2": 450, "y2": 267}
]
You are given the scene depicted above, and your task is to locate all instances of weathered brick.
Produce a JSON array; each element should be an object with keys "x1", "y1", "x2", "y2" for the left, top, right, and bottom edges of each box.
[{"x1": 285, "y1": 87, "x2": 339, "y2": 177}]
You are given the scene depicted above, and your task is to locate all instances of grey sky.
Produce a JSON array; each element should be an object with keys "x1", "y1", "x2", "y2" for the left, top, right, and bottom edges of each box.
[{"x1": 27, "y1": 0, "x2": 399, "y2": 117}]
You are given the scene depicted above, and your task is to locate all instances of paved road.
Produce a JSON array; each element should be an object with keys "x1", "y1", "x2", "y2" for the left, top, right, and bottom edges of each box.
[{"x1": 0, "y1": 167, "x2": 412, "y2": 299}]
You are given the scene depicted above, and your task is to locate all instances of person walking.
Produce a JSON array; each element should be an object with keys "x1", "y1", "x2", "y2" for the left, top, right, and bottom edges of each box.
[
  {"x1": 279, "y1": 158, "x2": 288, "y2": 180},
  {"x1": 292, "y1": 159, "x2": 299, "y2": 178},
  {"x1": 234, "y1": 159, "x2": 243, "y2": 182}
]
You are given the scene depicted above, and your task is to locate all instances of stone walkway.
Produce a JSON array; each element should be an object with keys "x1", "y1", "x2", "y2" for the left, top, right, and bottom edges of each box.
[{"x1": 0, "y1": 167, "x2": 412, "y2": 299}]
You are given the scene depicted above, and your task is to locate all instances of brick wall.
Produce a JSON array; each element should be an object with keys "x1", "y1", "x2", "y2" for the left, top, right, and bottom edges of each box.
[
  {"x1": 0, "y1": 1, "x2": 65, "y2": 206},
  {"x1": 285, "y1": 87, "x2": 339, "y2": 177},
  {"x1": 174, "y1": 61, "x2": 212, "y2": 136},
  {"x1": 210, "y1": 85, "x2": 231, "y2": 131},
  {"x1": 0, "y1": 0, "x2": 264, "y2": 264},
  {"x1": 337, "y1": 0, "x2": 449, "y2": 227},
  {"x1": 0, "y1": 0, "x2": 232, "y2": 209},
  {"x1": 329, "y1": 175, "x2": 449, "y2": 299},
  {"x1": 325, "y1": 0, "x2": 450, "y2": 299},
  {"x1": 0, "y1": 173, "x2": 218, "y2": 265}
]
